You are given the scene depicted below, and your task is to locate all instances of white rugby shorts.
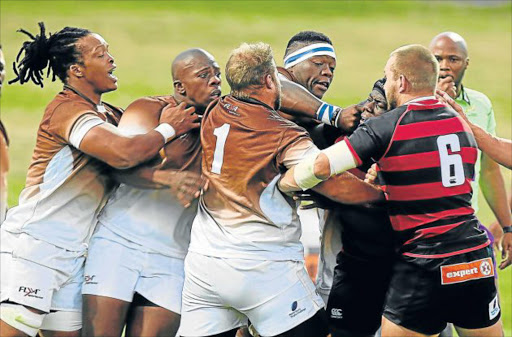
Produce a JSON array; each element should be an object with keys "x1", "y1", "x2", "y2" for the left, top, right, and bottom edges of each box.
[
  {"x1": 82, "y1": 225, "x2": 185, "y2": 314},
  {"x1": 179, "y1": 251, "x2": 324, "y2": 336},
  {"x1": 0, "y1": 228, "x2": 84, "y2": 330}
]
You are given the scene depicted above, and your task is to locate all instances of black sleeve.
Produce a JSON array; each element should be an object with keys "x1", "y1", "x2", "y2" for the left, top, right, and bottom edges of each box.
[{"x1": 347, "y1": 106, "x2": 405, "y2": 164}]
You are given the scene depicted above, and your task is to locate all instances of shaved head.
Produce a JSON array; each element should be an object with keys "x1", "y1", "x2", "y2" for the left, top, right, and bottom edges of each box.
[
  {"x1": 429, "y1": 32, "x2": 470, "y2": 91},
  {"x1": 171, "y1": 48, "x2": 216, "y2": 81},
  {"x1": 429, "y1": 32, "x2": 468, "y2": 58},
  {"x1": 170, "y1": 48, "x2": 221, "y2": 113}
]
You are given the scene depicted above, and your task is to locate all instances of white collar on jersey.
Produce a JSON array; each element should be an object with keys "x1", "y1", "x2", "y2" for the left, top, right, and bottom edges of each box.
[{"x1": 406, "y1": 95, "x2": 436, "y2": 104}]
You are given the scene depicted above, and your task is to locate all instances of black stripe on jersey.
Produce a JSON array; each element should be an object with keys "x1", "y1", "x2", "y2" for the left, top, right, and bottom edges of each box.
[
  {"x1": 399, "y1": 107, "x2": 457, "y2": 125},
  {"x1": 386, "y1": 132, "x2": 477, "y2": 157},
  {"x1": 387, "y1": 193, "x2": 473, "y2": 216},
  {"x1": 380, "y1": 163, "x2": 475, "y2": 186}
]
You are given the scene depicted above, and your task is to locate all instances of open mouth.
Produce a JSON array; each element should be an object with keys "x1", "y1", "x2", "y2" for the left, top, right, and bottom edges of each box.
[
  {"x1": 315, "y1": 81, "x2": 330, "y2": 91},
  {"x1": 108, "y1": 67, "x2": 117, "y2": 81},
  {"x1": 209, "y1": 89, "x2": 221, "y2": 98}
]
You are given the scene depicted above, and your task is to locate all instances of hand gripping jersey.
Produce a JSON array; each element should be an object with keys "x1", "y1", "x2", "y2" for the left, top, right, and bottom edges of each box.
[
  {"x1": 98, "y1": 96, "x2": 202, "y2": 257},
  {"x1": 346, "y1": 97, "x2": 489, "y2": 262},
  {"x1": 188, "y1": 95, "x2": 318, "y2": 261},
  {"x1": 2, "y1": 90, "x2": 122, "y2": 252}
]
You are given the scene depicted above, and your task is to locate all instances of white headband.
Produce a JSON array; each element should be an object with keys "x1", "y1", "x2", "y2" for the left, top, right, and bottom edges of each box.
[{"x1": 284, "y1": 43, "x2": 336, "y2": 69}]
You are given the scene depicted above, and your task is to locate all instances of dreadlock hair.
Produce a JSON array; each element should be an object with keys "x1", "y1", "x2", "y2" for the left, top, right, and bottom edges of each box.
[
  {"x1": 284, "y1": 31, "x2": 333, "y2": 58},
  {"x1": 9, "y1": 22, "x2": 90, "y2": 87}
]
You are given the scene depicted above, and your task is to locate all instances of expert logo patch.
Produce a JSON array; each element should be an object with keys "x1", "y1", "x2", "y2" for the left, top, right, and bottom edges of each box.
[{"x1": 440, "y1": 257, "x2": 494, "y2": 285}]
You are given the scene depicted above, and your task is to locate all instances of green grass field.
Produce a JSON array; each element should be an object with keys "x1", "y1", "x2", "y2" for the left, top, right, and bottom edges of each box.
[{"x1": 1, "y1": 0, "x2": 511, "y2": 334}]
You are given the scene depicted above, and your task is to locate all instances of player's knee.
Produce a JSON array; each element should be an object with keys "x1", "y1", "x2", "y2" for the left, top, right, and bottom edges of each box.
[{"x1": 0, "y1": 303, "x2": 45, "y2": 337}]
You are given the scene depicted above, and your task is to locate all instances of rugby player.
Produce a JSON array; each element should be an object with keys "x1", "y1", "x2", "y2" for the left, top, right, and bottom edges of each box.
[
  {"x1": 277, "y1": 30, "x2": 340, "y2": 281},
  {"x1": 81, "y1": 48, "x2": 220, "y2": 337},
  {"x1": 179, "y1": 42, "x2": 383, "y2": 337},
  {"x1": 429, "y1": 32, "x2": 512, "y2": 269},
  {"x1": 280, "y1": 44, "x2": 509, "y2": 337},
  {"x1": 0, "y1": 45, "x2": 9, "y2": 224},
  {"x1": 0, "y1": 23, "x2": 198, "y2": 337}
]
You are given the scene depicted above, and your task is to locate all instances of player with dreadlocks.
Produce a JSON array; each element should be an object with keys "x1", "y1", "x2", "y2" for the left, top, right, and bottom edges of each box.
[{"x1": 0, "y1": 22, "x2": 199, "y2": 337}]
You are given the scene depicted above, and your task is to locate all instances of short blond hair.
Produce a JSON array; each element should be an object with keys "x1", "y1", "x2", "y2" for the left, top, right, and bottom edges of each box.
[
  {"x1": 226, "y1": 42, "x2": 276, "y2": 98},
  {"x1": 389, "y1": 44, "x2": 439, "y2": 92}
]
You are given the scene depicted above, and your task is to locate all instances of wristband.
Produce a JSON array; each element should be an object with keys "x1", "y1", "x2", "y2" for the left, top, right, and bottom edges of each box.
[
  {"x1": 321, "y1": 140, "x2": 358, "y2": 175},
  {"x1": 154, "y1": 123, "x2": 176, "y2": 143},
  {"x1": 503, "y1": 226, "x2": 512, "y2": 234},
  {"x1": 316, "y1": 102, "x2": 342, "y2": 126}
]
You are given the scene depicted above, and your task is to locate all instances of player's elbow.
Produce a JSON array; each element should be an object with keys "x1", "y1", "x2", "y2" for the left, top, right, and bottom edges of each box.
[{"x1": 313, "y1": 153, "x2": 331, "y2": 180}]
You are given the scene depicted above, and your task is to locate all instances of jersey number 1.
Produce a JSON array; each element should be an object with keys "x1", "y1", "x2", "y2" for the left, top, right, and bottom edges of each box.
[
  {"x1": 212, "y1": 123, "x2": 231, "y2": 174},
  {"x1": 436, "y1": 134, "x2": 465, "y2": 187}
]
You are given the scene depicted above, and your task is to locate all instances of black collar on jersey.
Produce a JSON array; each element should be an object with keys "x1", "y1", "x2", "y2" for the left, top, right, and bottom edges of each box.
[
  {"x1": 63, "y1": 84, "x2": 107, "y2": 113},
  {"x1": 459, "y1": 85, "x2": 471, "y2": 105},
  {"x1": 234, "y1": 95, "x2": 277, "y2": 112}
]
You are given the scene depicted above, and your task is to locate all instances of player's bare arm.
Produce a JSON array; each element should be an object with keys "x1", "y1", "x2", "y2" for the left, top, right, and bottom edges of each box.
[
  {"x1": 279, "y1": 76, "x2": 363, "y2": 132},
  {"x1": 279, "y1": 140, "x2": 358, "y2": 193},
  {"x1": 79, "y1": 101, "x2": 199, "y2": 169}
]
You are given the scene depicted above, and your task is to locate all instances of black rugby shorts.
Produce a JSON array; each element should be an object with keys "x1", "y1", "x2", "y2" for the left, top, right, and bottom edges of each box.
[
  {"x1": 383, "y1": 246, "x2": 500, "y2": 335},
  {"x1": 327, "y1": 251, "x2": 394, "y2": 336}
]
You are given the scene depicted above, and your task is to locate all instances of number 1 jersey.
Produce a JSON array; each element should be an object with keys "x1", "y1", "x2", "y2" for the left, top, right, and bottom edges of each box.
[{"x1": 189, "y1": 95, "x2": 318, "y2": 261}]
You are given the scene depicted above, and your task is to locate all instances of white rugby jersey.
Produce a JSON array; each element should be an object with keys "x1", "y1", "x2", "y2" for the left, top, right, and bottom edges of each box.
[
  {"x1": 2, "y1": 90, "x2": 122, "y2": 252},
  {"x1": 97, "y1": 96, "x2": 202, "y2": 258}
]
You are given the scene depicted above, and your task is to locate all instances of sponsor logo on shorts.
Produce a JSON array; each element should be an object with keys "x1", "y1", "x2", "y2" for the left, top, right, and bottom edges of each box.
[
  {"x1": 440, "y1": 257, "x2": 494, "y2": 285},
  {"x1": 85, "y1": 275, "x2": 98, "y2": 285},
  {"x1": 289, "y1": 300, "x2": 306, "y2": 318},
  {"x1": 18, "y1": 286, "x2": 43, "y2": 299},
  {"x1": 489, "y1": 294, "x2": 500, "y2": 320},
  {"x1": 330, "y1": 308, "x2": 343, "y2": 319}
]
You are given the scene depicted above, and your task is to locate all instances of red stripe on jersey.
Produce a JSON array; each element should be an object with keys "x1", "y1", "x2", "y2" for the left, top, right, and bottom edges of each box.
[
  {"x1": 345, "y1": 139, "x2": 363, "y2": 166},
  {"x1": 383, "y1": 179, "x2": 472, "y2": 201},
  {"x1": 391, "y1": 206, "x2": 474, "y2": 231},
  {"x1": 403, "y1": 221, "x2": 465, "y2": 245},
  {"x1": 403, "y1": 240, "x2": 490, "y2": 259},
  {"x1": 379, "y1": 148, "x2": 478, "y2": 172},
  {"x1": 393, "y1": 117, "x2": 467, "y2": 141}
]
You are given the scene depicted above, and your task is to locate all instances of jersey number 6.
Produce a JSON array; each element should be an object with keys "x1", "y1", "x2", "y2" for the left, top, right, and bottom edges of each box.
[
  {"x1": 212, "y1": 123, "x2": 231, "y2": 174},
  {"x1": 436, "y1": 134, "x2": 465, "y2": 187}
]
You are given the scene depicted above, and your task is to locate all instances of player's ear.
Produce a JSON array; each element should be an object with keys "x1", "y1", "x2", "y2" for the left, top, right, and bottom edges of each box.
[
  {"x1": 398, "y1": 74, "x2": 408, "y2": 93},
  {"x1": 174, "y1": 80, "x2": 185, "y2": 95},
  {"x1": 69, "y1": 64, "x2": 84, "y2": 79},
  {"x1": 264, "y1": 74, "x2": 275, "y2": 90},
  {"x1": 464, "y1": 57, "x2": 470, "y2": 71}
]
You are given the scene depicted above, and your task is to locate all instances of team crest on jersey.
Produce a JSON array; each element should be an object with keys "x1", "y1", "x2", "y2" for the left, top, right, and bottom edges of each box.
[{"x1": 440, "y1": 257, "x2": 494, "y2": 285}]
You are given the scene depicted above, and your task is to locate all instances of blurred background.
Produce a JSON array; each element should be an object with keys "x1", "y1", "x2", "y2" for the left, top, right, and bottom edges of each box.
[{"x1": 1, "y1": 0, "x2": 510, "y2": 334}]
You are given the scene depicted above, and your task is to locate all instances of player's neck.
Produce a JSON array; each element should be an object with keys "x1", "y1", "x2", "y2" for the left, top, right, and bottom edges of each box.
[
  {"x1": 66, "y1": 80, "x2": 101, "y2": 105},
  {"x1": 398, "y1": 91, "x2": 435, "y2": 106}
]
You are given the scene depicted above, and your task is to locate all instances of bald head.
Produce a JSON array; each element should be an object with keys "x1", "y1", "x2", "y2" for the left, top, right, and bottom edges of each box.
[
  {"x1": 429, "y1": 32, "x2": 469, "y2": 89},
  {"x1": 170, "y1": 48, "x2": 221, "y2": 112},
  {"x1": 429, "y1": 32, "x2": 468, "y2": 58},
  {"x1": 171, "y1": 48, "x2": 216, "y2": 81}
]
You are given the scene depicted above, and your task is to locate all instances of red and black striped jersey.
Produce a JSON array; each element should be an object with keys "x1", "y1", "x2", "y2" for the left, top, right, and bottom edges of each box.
[{"x1": 346, "y1": 96, "x2": 489, "y2": 261}]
